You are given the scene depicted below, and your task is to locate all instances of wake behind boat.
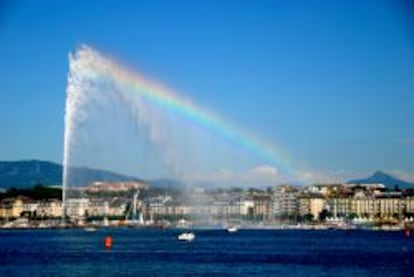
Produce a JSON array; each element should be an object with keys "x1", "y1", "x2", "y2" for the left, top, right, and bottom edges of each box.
[{"x1": 178, "y1": 232, "x2": 195, "y2": 241}]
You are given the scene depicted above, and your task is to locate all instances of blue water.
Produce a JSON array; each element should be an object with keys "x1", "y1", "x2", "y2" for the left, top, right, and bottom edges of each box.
[{"x1": 0, "y1": 229, "x2": 413, "y2": 276}]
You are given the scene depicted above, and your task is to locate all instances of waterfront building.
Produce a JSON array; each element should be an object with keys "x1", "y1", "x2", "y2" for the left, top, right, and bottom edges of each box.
[
  {"x1": 0, "y1": 198, "x2": 23, "y2": 219},
  {"x1": 66, "y1": 198, "x2": 90, "y2": 219},
  {"x1": 298, "y1": 194, "x2": 326, "y2": 220},
  {"x1": 208, "y1": 200, "x2": 228, "y2": 218},
  {"x1": 87, "y1": 199, "x2": 109, "y2": 217},
  {"x1": 375, "y1": 191, "x2": 402, "y2": 219},
  {"x1": 227, "y1": 198, "x2": 241, "y2": 217},
  {"x1": 404, "y1": 196, "x2": 414, "y2": 214},
  {"x1": 272, "y1": 185, "x2": 298, "y2": 217},
  {"x1": 145, "y1": 196, "x2": 171, "y2": 216},
  {"x1": 402, "y1": 190, "x2": 414, "y2": 216},
  {"x1": 351, "y1": 198, "x2": 375, "y2": 218},
  {"x1": 36, "y1": 200, "x2": 63, "y2": 218},
  {"x1": 172, "y1": 203, "x2": 193, "y2": 216},
  {"x1": 349, "y1": 189, "x2": 375, "y2": 218},
  {"x1": 107, "y1": 198, "x2": 127, "y2": 217},
  {"x1": 253, "y1": 194, "x2": 272, "y2": 220},
  {"x1": 145, "y1": 200, "x2": 166, "y2": 216},
  {"x1": 234, "y1": 197, "x2": 255, "y2": 217},
  {"x1": 145, "y1": 196, "x2": 193, "y2": 218},
  {"x1": 330, "y1": 198, "x2": 352, "y2": 218},
  {"x1": 21, "y1": 200, "x2": 39, "y2": 218}
]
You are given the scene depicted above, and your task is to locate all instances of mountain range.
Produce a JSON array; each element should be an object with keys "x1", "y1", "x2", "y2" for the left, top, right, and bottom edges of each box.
[
  {"x1": 0, "y1": 160, "x2": 139, "y2": 189},
  {"x1": 348, "y1": 170, "x2": 414, "y2": 189},
  {"x1": 0, "y1": 160, "x2": 413, "y2": 190}
]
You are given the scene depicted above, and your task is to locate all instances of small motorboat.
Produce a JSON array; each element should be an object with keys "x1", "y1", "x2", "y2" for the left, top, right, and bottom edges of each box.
[
  {"x1": 84, "y1": 226, "x2": 97, "y2": 232},
  {"x1": 178, "y1": 232, "x2": 195, "y2": 241},
  {"x1": 227, "y1": 226, "x2": 238, "y2": 233}
]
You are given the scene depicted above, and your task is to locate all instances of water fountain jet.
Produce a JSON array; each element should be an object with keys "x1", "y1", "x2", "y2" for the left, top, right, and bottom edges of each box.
[{"x1": 62, "y1": 45, "x2": 295, "y2": 219}]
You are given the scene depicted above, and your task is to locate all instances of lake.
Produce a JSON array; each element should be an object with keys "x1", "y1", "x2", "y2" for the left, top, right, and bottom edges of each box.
[{"x1": 0, "y1": 228, "x2": 413, "y2": 276}]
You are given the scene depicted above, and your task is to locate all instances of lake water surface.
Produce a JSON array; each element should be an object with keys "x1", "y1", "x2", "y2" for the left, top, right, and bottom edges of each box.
[{"x1": 0, "y1": 228, "x2": 413, "y2": 276}]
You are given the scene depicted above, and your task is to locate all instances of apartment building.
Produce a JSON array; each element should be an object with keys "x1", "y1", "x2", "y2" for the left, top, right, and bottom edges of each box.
[
  {"x1": 273, "y1": 185, "x2": 298, "y2": 217},
  {"x1": 299, "y1": 194, "x2": 326, "y2": 220}
]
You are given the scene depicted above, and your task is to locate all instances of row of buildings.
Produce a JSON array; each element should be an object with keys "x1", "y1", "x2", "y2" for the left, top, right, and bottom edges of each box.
[
  {"x1": 141, "y1": 183, "x2": 414, "y2": 224},
  {"x1": 274, "y1": 183, "x2": 414, "y2": 222},
  {"x1": 0, "y1": 198, "x2": 62, "y2": 219},
  {"x1": 1, "y1": 182, "x2": 414, "y2": 226}
]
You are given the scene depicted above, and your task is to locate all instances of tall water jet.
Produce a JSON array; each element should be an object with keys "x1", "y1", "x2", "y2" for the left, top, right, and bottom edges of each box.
[{"x1": 62, "y1": 45, "x2": 295, "y2": 218}]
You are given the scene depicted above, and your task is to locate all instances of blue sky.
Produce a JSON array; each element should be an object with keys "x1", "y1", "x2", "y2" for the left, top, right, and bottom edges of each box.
[{"x1": 1, "y1": 0, "x2": 413, "y2": 183}]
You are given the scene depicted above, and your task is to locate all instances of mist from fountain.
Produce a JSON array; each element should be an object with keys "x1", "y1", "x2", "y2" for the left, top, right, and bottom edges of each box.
[{"x1": 62, "y1": 46, "x2": 293, "y2": 218}]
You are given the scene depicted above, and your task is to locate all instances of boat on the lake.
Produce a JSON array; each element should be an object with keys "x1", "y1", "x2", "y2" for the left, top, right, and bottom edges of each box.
[
  {"x1": 178, "y1": 232, "x2": 195, "y2": 241},
  {"x1": 84, "y1": 226, "x2": 97, "y2": 232},
  {"x1": 227, "y1": 226, "x2": 238, "y2": 233}
]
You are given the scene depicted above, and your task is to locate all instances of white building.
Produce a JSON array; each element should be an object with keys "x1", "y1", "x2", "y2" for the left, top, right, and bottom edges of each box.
[
  {"x1": 273, "y1": 185, "x2": 298, "y2": 216},
  {"x1": 37, "y1": 200, "x2": 63, "y2": 218},
  {"x1": 66, "y1": 198, "x2": 90, "y2": 219}
]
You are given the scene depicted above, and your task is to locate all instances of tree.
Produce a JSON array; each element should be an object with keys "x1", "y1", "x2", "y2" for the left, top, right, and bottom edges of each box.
[
  {"x1": 248, "y1": 188, "x2": 264, "y2": 194},
  {"x1": 229, "y1": 187, "x2": 244, "y2": 193},
  {"x1": 303, "y1": 213, "x2": 314, "y2": 222},
  {"x1": 318, "y1": 209, "x2": 330, "y2": 222},
  {"x1": 0, "y1": 185, "x2": 62, "y2": 201},
  {"x1": 348, "y1": 213, "x2": 358, "y2": 220}
]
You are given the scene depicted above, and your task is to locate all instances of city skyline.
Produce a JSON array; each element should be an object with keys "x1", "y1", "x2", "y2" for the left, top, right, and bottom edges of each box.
[{"x1": 1, "y1": 0, "x2": 414, "y2": 185}]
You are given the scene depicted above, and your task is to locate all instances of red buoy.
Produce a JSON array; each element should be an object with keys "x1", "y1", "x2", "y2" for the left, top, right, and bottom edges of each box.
[
  {"x1": 405, "y1": 229, "x2": 411, "y2": 238},
  {"x1": 104, "y1": 236, "x2": 113, "y2": 249}
]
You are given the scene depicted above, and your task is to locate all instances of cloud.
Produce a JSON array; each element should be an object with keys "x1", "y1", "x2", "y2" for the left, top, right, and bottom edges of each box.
[
  {"x1": 389, "y1": 170, "x2": 414, "y2": 182},
  {"x1": 184, "y1": 164, "x2": 287, "y2": 187},
  {"x1": 295, "y1": 170, "x2": 336, "y2": 184},
  {"x1": 250, "y1": 165, "x2": 279, "y2": 177},
  {"x1": 396, "y1": 138, "x2": 414, "y2": 145},
  {"x1": 184, "y1": 165, "x2": 380, "y2": 187},
  {"x1": 295, "y1": 169, "x2": 367, "y2": 185}
]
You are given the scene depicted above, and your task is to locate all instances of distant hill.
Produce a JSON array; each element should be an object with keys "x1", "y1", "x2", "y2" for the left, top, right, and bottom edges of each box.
[
  {"x1": 348, "y1": 170, "x2": 414, "y2": 189},
  {"x1": 0, "y1": 160, "x2": 140, "y2": 189}
]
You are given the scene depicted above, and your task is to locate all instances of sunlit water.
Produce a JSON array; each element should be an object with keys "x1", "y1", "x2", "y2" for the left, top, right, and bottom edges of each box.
[{"x1": 0, "y1": 229, "x2": 413, "y2": 276}]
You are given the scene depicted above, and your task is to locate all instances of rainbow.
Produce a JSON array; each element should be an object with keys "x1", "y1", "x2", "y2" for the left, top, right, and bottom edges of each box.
[{"x1": 74, "y1": 45, "x2": 296, "y2": 180}]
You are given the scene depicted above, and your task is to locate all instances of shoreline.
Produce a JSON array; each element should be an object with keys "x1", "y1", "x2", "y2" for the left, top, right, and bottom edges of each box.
[{"x1": 0, "y1": 223, "x2": 410, "y2": 232}]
